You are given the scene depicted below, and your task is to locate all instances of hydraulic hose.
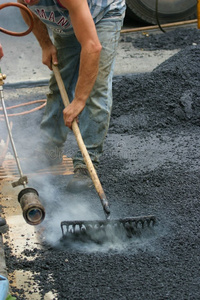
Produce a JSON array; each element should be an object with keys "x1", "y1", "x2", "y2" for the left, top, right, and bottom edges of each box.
[
  {"x1": 0, "y1": 2, "x2": 34, "y2": 36},
  {"x1": 156, "y1": 0, "x2": 166, "y2": 33},
  {"x1": 0, "y1": 99, "x2": 47, "y2": 119}
]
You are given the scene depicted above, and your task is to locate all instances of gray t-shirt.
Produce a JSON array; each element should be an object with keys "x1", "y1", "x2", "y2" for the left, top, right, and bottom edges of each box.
[{"x1": 28, "y1": 0, "x2": 126, "y2": 35}]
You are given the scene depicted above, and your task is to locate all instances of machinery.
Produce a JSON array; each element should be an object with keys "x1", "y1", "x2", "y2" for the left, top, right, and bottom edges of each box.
[
  {"x1": 0, "y1": 71, "x2": 45, "y2": 226},
  {"x1": 126, "y1": 0, "x2": 197, "y2": 24}
]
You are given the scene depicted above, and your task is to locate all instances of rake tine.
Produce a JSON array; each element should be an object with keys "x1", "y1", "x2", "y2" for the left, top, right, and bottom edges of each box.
[{"x1": 60, "y1": 215, "x2": 156, "y2": 241}]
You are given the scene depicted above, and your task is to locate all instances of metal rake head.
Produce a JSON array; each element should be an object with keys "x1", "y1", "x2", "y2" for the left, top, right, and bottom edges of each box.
[{"x1": 60, "y1": 215, "x2": 156, "y2": 243}]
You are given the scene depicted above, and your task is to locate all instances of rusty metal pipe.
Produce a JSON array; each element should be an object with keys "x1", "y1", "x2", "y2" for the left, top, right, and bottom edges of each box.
[
  {"x1": 120, "y1": 19, "x2": 197, "y2": 34},
  {"x1": 198, "y1": 0, "x2": 200, "y2": 29},
  {"x1": 18, "y1": 188, "x2": 45, "y2": 226}
]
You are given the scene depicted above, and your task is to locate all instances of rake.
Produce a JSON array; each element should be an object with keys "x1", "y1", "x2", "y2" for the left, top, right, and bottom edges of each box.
[{"x1": 52, "y1": 65, "x2": 156, "y2": 241}]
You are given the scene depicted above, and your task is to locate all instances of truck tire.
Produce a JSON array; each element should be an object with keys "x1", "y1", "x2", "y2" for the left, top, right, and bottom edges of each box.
[{"x1": 126, "y1": 0, "x2": 197, "y2": 24}]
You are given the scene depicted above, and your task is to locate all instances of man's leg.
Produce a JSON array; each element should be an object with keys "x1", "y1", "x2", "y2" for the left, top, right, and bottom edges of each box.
[
  {"x1": 67, "y1": 17, "x2": 124, "y2": 192},
  {"x1": 37, "y1": 34, "x2": 81, "y2": 164},
  {"x1": 73, "y1": 17, "x2": 124, "y2": 170}
]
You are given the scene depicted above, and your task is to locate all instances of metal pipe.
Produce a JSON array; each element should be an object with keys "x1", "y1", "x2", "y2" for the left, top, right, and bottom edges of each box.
[
  {"x1": 18, "y1": 188, "x2": 45, "y2": 226},
  {"x1": 121, "y1": 19, "x2": 197, "y2": 34},
  {"x1": 0, "y1": 85, "x2": 25, "y2": 186},
  {"x1": 198, "y1": 0, "x2": 200, "y2": 29}
]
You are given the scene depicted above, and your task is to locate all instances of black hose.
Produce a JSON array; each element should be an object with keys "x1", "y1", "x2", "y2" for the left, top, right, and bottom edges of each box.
[{"x1": 156, "y1": 0, "x2": 166, "y2": 33}]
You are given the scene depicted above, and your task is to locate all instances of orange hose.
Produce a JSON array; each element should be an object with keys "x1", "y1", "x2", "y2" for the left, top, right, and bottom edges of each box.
[
  {"x1": 0, "y1": 99, "x2": 46, "y2": 119},
  {"x1": 0, "y1": 2, "x2": 34, "y2": 36}
]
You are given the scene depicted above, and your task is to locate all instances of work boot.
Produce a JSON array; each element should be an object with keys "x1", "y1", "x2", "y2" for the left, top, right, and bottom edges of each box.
[
  {"x1": 66, "y1": 167, "x2": 93, "y2": 193},
  {"x1": 0, "y1": 217, "x2": 6, "y2": 227}
]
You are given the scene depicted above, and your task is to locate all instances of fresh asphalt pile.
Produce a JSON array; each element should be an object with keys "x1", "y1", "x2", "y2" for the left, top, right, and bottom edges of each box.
[
  {"x1": 2, "y1": 27, "x2": 200, "y2": 299},
  {"x1": 125, "y1": 26, "x2": 200, "y2": 50}
]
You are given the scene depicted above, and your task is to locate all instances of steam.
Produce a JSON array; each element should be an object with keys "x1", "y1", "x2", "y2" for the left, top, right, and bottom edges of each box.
[
  {"x1": 0, "y1": 99, "x2": 129, "y2": 252},
  {"x1": 30, "y1": 175, "x2": 131, "y2": 253}
]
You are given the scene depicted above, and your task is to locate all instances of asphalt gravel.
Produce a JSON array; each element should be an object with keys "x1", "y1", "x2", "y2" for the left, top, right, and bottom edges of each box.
[{"x1": 1, "y1": 26, "x2": 200, "y2": 299}]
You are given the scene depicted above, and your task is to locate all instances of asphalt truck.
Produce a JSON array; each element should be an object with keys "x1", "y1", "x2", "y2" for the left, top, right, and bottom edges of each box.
[{"x1": 126, "y1": 0, "x2": 197, "y2": 24}]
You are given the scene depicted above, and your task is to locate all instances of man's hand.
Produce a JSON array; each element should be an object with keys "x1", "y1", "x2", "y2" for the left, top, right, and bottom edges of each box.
[
  {"x1": 59, "y1": 0, "x2": 102, "y2": 122},
  {"x1": 42, "y1": 44, "x2": 58, "y2": 70},
  {"x1": 63, "y1": 99, "x2": 86, "y2": 129},
  {"x1": 17, "y1": 0, "x2": 57, "y2": 69}
]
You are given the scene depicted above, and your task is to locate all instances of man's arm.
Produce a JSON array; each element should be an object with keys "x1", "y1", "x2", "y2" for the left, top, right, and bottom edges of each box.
[
  {"x1": 17, "y1": 0, "x2": 58, "y2": 69},
  {"x1": 60, "y1": 0, "x2": 102, "y2": 128},
  {"x1": 18, "y1": 0, "x2": 102, "y2": 128}
]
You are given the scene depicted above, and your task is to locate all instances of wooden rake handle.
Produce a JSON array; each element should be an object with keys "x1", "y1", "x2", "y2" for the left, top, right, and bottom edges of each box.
[{"x1": 52, "y1": 65, "x2": 110, "y2": 218}]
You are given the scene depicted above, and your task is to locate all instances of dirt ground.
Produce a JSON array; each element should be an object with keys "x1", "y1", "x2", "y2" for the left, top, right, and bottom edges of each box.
[{"x1": 1, "y1": 26, "x2": 200, "y2": 299}]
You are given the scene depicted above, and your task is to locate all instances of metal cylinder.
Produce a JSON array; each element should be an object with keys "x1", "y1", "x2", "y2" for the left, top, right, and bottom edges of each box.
[{"x1": 18, "y1": 188, "x2": 45, "y2": 225}]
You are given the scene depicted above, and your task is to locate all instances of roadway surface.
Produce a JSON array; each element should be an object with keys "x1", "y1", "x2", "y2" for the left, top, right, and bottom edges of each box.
[{"x1": 0, "y1": 2, "x2": 200, "y2": 300}]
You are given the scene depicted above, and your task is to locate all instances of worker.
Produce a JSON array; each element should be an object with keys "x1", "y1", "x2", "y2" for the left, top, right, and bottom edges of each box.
[
  {"x1": 18, "y1": 0, "x2": 126, "y2": 192},
  {"x1": 0, "y1": 43, "x2": 6, "y2": 226}
]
